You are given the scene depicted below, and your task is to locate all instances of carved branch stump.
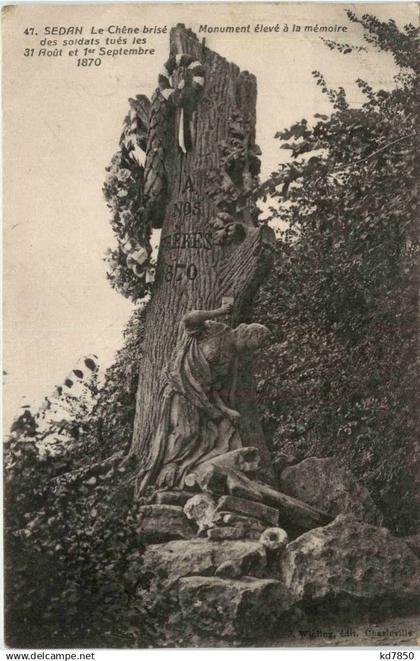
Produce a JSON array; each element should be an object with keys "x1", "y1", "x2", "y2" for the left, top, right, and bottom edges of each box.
[{"x1": 186, "y1": 458, "x2": 332, "y2": 532}]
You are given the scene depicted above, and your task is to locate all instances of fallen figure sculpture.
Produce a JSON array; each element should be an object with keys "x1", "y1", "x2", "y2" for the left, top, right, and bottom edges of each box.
[{"x1": 137, "y1": 303, "x2": 331, "y2": 541}]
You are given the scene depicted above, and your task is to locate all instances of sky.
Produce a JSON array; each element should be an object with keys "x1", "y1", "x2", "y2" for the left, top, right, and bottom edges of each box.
[{"x1": 3, "y1": 2, "x2": 417, "y2": 431}]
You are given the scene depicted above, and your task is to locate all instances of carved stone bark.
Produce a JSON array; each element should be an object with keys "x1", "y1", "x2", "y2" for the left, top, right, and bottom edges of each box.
[{"x1": 130, "y1": 25, "x2": 275, "y2": 491}]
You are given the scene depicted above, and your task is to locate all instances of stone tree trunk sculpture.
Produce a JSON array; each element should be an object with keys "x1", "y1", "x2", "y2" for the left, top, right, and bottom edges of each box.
[{"x1": 129, "y1": 24, "x2": 276, "y2": 493}]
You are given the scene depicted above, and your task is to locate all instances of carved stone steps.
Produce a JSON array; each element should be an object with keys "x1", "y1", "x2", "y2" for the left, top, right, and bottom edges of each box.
[
  {"x1": 138, "y1": 504, "x2": 195, "y2": 542},
  {"x1": 154, "y1": 489, "x2": 192, "y2": 506},
  {"x1": 213, "y1": 510, "x2": 266, "y2": 531},
  {"x1": 215, "y1": 495, "x2": 279, "y2": 527}
]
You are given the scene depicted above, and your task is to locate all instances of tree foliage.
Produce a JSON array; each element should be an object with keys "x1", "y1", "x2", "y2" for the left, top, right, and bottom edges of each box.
[
  {"x1": 91, "y1": 306, "x2": 146, "y2": 460},
  {"x1": 103, "y1": 96, "x2": 155, "y2": 302},
  {"x1": 4, "y1": 308, "x2": 175, "y2": 648},
  {"x1": 254, "y1": 12, "x2": 419, "y2": 534}
]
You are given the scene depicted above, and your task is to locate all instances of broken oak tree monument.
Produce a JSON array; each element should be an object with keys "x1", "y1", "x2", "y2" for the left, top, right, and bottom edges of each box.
[
  {"x1": 130, "y1": 24, "x2": 275, "y2": 477},
  {"x1": 121, "y1": 24, "x2": 331, "y2": 540}
]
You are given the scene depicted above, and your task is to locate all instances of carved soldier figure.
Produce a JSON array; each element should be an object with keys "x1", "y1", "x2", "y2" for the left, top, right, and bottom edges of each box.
[{"x1": 136, "y1": 302, "x2": 270, "y2": 495}]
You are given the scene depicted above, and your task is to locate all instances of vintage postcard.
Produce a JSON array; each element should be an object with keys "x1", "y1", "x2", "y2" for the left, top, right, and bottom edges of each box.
[{"x1": 3, "y1": 1, "x2": 419, "y2": 650}]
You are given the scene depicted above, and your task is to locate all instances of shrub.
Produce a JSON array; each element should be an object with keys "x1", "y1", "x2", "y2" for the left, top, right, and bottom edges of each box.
[
  {"x1": 4, "y1": 307, "x2": 173, "y2": 648},
  {"x1": 254, "y1": 13, "x2": 419, "y2": 534}
]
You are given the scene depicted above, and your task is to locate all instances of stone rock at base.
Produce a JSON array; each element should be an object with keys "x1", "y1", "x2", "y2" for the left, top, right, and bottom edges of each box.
[
  {"x1": 403, "y1": 532, "x2": 420, "y2": 558},
  {"x1": 280, "y1": 457, "x2": 383, "y2": 525},
  {"x1": 184, "y1": 493, "x2": 217, "y2": 534},
  {"x1": 178, "y1": 575, "x2": 290, "y2": 639},
  {"x1": 142, "y1": 538, "x2": 267, "y2": 585},
  {"x1": 260, "y1": 527, "x2": 289, "y2": 552},
  {"x1": 215, "y1": 544, "x2": 268, "y2": 578},
  {"x1": 154, "y1": 489, "x2": 192, "y2": 506},
  {"x1": 216, "y1": 495, "x2": 279, "y2": 527},
  {"x1": 207, "y1": 525, "x2": 260, "y2": 541},
  {"x1": 138, "y1": 504, "x2": 195, "y2": 542},
  {"x1": 280, "y1": 514, "x2": 420, "y2": 612}
]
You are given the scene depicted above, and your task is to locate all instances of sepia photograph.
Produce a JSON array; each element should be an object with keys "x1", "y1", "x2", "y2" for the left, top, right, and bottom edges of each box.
[{"x1": 2, "y1": 1, "x2": 419, "y2": 650}]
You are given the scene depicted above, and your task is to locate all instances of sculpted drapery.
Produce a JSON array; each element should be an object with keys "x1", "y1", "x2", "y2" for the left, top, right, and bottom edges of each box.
[{"x1": 136, "y1": 303, "x2": 270, "y2": 495}]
